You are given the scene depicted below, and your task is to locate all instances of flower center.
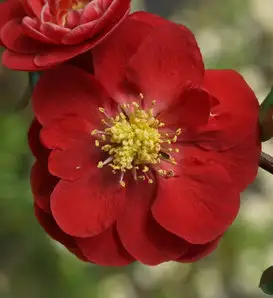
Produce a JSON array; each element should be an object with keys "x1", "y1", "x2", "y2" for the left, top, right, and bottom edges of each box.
[
  {"x1": 71, "y1": 0, "x2": 87, "y2": 10},
  {"x1": 91, "y1": 97, "x2": 181, "y2": 187}
]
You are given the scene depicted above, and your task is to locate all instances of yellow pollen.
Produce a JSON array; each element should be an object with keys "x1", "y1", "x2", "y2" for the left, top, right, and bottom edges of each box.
[
  {"x1": 72, "y1": 1, "x2": 86, "y2": 10},
  {"x1": 176, "y1": 128, "x2": 182, "y2": 135},
  {"x1": 120, "y1": 181, "x2": 126, "y2": 188},
  {"x1": 93, "y1": 102, "x2": 181, "y2": 185},
  {"x1": 142, "y1": 166, "x2": 149, "y2": 173},
  {"x1": 97, "y1": 161, "x2": 103, "y2": 168}
]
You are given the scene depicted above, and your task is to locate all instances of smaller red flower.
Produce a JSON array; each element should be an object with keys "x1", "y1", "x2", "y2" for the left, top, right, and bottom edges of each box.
[
  {"x1": 29, "y1": 13, "x2": 261, "y2": 265},
  {"x1": 0, "y1": 0, "x2": 130, "y2": 70}
]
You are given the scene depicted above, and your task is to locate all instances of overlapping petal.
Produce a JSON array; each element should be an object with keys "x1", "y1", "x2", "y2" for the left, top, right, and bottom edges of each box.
[
  {"x1": 152, "y1": 157, "x2": 240, "y2": 244},
  {"x1": 51, "y1": 169, "x2": 127, "y2": 238},
  {"x1": 0, "y1": 0, "x2": 26, "y2": 45},
  {"x1": 77, "y1": 225, "x2": 134, "y2": 266},
  {"x1": 0, "y1": 0, "x2": 130, "y2": 70},
  {"x1": 178, "y1": 237, "x2": 221, "y2": 262},
  {"x1": 187, "y1": 70, "x2": 260, "y2": 151},
  {"x1": 92, "y1": 15, "x2": 159, "y2": 103},
  {"x1": 157, "y1": 87, "x2": 214, "y2": 129},
  {"x1": 125, "y1": 22, "x2": 204, "y2": 110},
  {"x1": 32, "y1": 64, "x2": 114, "y2": 126},
  {"x1": 117, "y1": 177, "x2": 187, "y2": 265}
]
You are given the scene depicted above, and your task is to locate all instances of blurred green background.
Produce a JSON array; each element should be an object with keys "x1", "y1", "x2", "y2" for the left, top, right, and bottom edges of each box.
[{"x1": 1, "y1": 0, "x2": 273, "y2": 297}]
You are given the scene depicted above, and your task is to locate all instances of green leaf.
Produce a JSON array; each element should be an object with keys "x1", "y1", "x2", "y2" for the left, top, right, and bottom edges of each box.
[
  {"x1": 259, "y1": 266, "x2": 273, "y2": 295},
  {"x1": 259, "y1": 87, "x2": 273, "y2": 142}
]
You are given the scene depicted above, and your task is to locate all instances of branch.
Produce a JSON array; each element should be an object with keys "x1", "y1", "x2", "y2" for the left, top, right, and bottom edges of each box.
[{"x1": 259, "y1": 152, "x2": 273, "y2": 175}]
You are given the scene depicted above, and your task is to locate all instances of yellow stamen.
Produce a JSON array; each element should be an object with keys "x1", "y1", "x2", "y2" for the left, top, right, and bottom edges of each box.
[
  {"x1": 120, "y1": 181, "x2": 126, "y2": 187},
  {"x1": 93, "y1": 102, "x2": 181, "y2": 186},
  {"x1": 91, "y1": 129, "x2": 98, "y2": 136},
  {"x1": 142, "y1": 166, "x2": 149, "y2": 173},
  {"x1": 97, "y1": 161, "x2": 103, "y2": 168}
]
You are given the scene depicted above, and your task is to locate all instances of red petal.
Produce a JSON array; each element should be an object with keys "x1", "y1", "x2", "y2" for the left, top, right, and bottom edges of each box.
[
  {"x1": 158, "y1": 87, "x2": 213, "y2": 129},
  {"x1": 217, "y1": 132, "x2": 260, "y2": 191},
  {"x1": 32, "y1": 64, "x2": 112, "y2": 126},
  {"x1": 22, "y1": 17, "x2": 58, "y2": 44},
  {"x1": 66, "y1": 10, "x2": 82, "y2": 29},
  {"x1": 31, "y1": 160, "x2": 58, "y2": 212},
  {"x1": 40, "y1": 117, "x2": 94, "y2": 150},
  {"x1": 46, "y1": 124, "x2": 98, "y2": 180},
  {"x1": 42, "y1": 118, "x2": 99, "y2": 182},
  {"x1": 191, "y1": 132, "x2": 261, "y2": 193},
  {"x1": 1, "y1": 19, "x2": 48, "y2": 53},
  {"x1": 34, "y1": 41, "x2": 94, "y2": 68},
  {"x1": 62, "y1": 0, "x2": 130, "y2": 44},
  {"x1": 28, "y1": 118, "x2": 48, "y2": 158},
  {"x1": 77, "y1": 225, "x2": 134, "y2": 266},
  {"x1": 191, "y1": 70, "x2": 259, "y2": 151},
  {"x1": 92, "y1": 17, "x2": 158, "y2": 103},
  {"x1": 117, "y1": 177, "x2": 187, "y2": 265},
  {"x1": 34, "y1": 205, "x2": 88, "y2": 261},
  {"x1": 80, "y1": 1, "x2": 104, "y2": 24},
  {"x1": 129, "y1": 11, "x2": 170, "y2": 27},
  {"x1": 126, "y1": 22, "x2": 204, "y2": 110},
  {"x1": 152, "y1": 157, "x2": 240, "y2": 244},
  {"x1": 0, "y1": 0, "x2": 25, "y2": 45},
  {"x1": 33, "y1": 5, "x2": 129, "y2": 68},
  {"x1": 21, "y1": 0, "x2": 43, "y2": 18},
  {"x1": 178, "y1": 237, "x2": 221, "y2": 263},
  {"x1": 1, "y1": 49, "x2": 38, "y2": 70},
  {"x1": 51, "y1": 169, "x2": 127, "y2": 238},
  {"x1": 40, "y1": 22, "x2": 69, "y2": 43}
]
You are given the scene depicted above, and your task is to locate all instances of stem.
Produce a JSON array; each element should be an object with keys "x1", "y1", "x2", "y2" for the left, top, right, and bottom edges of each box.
[{"x1": 259, "y1": 151, "x2": 273, "y2": 175}]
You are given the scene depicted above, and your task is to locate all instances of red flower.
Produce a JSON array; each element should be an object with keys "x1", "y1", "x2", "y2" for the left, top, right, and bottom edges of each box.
[
  {"x1": 0, "y1": 0, "x2": 130, "y2": 70},
  {"x1": 30, "y1": 12, "x2": 261, "y2": 265}
]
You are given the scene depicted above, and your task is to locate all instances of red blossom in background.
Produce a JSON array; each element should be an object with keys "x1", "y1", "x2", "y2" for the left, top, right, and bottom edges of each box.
[
  {"x1": 29, "y1": 12, "x2": 261, "y2": 265},
  {"x1": 0, "y1": 0, "x2": 130, "y2": 70}
]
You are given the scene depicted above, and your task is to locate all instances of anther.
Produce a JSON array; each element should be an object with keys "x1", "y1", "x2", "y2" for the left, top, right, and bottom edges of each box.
[
  {"x1": 176, "y1": 128, "x2": 182, "y2": 135},
  {"x1": 167, "y1": 170, "x2": 175, "y2": 177},
  {"x1": 97, "y1": 161, "x2": 104, "y2": 168},
  {"x1": 172, "y1": 135, "x2": 178, "y2": 142},
  {"x1": 142, "y1": 166, "x2": 149, "y2": 173},
  {"x1": 132, "y1": 102, "x2": 140, "y2": 108},
  {"x1": 119, "y1": 172, "x2": 126, "y2": 187}
]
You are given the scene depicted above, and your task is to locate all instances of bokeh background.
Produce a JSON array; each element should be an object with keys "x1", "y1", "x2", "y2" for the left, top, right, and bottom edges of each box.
[{"x1": 1, "y1": 0, "x2": 273, "y2": 297}]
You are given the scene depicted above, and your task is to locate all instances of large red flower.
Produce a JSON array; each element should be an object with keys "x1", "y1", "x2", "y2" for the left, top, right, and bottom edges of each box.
[
  {"x1": 29, "y1": 12, "x2": 261, "y2": 265},
  {"x1": 0, "y1": 0, "x2": 130, "y2": 70}
]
